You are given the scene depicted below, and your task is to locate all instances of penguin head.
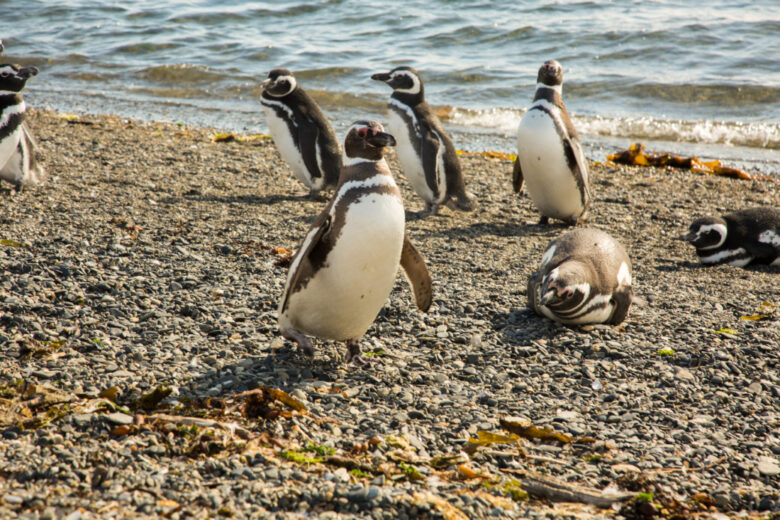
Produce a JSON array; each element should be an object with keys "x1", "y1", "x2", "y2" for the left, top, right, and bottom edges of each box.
[
  {"x1": 371, "y1": 66, "x2": 423, "y2": 97},
  {"x1": 537, "y1": 60, "x2": 563, "y2": 88},
  {"x1": 540, "y1": 264, "x2": 589, "y2": 310},
  {"x1": 679, "y1": 216, "x2": 727, "y2": 250},
  {"x1": 343, "y1": 120, "x2": 396, "y2": 162},
  {"x1": 261, "y1": 68, "x2": 297, "y2": 97},
  {"x1": 0, "y1": 64, "x2": 39, "y2": 92}
]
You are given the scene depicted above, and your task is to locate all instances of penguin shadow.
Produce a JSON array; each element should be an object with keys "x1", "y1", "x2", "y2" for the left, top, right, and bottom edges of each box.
[
  {"x1": 179, "y1": 347, "x2": 347, "y2": 405},
  {"x1": 490, "y1": 306, "x2": 561, "y2": 343}
]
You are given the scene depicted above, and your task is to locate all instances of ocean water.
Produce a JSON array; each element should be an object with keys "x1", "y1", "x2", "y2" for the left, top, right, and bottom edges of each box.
[{"x1": 3, "y1": 0, "x2": 779, "y2": 175}]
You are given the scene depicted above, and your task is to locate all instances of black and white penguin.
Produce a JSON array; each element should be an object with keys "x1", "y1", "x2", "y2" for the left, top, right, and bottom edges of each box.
[
  {"x1": 679, "y1": 207, "x2": 780, "y2": 267},
  {"x1": 527, "y1": 228, "x2": 633, "y2": 325},
  {"x1": 371, "y1": 66, "x2": 475, "y2": 216},
  {"x1": 0, "y1": 63, "x2": 45, "y2": 189},
  {"x1": 260, "y1": 68, "x2": 341, "y2": 197},
  {"x1": 513, "y1": 60, "x2": 590, "y2": 225},
  {"x1": 278, "y1": 120, "x2": 432, "y2": 364}
]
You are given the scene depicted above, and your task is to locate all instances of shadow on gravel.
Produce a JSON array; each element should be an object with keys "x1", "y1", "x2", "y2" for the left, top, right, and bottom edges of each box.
[
  {"x1": 490, "y1": 307, "x2": 563, "y2": 345},
  {"x1": 418, "y1": 220, "x2": 556, "y2": 240},
  {"x1": 158, "y1": 193, "x2": 305, "y2": 206}
]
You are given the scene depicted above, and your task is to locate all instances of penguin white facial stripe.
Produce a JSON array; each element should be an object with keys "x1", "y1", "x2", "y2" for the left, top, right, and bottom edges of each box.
[
  {"x1": 273, "y1": 74, "x2": 297, "y2": 96},
  {"x1": 331, "y1": 167, "x2": 395, "y2": 209},
  {"x1": 0, "y1": 66, "x2": 17, "y2": 77},
  {"x1": 758, "y1": 230, "x2": 780, "y2": 247},
  {"x1": 700, "y1": 248, "x2": 747, "y2": 264},
  {"x1": 540, "y1": 245, "x2": 557, "y2": 268},
  {"x1": 260, "y1": 98, "x2": 297, "y2": 127},
  {"x1": 391, "y1": 71, "x2": 421, "y2": 95},
  {"x1": 342, "y1": 156, "x2": 377, "y2": 167},
  {"x1": 536, "y1": 82, "x2": 562, "y2": 95},
  {"x1": 617, "y1": 262, "x2": 631, "y2": 285},
  {"x1": 0, "y1": 100, "x2": 25, "y2": 129},
  {"x1": 695, "y1": 223, "x2": 727, "y2": 249}
]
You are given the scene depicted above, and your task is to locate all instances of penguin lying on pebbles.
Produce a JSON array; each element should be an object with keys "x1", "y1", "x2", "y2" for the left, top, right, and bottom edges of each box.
[
  {"x1": 0, "y1": 62, "x2": 45, "y2": 190},
  {"x1": 680, "y1": 207, "x2": 780, "y2": 267},
  {"x1": 527, "y1": 228, "x2": 633, "y2": 325},
  {"x1": 513, "y1": 60, "x2": 590, "y2": 225},
  {"x1": 371, "y1": 66, "x2": 475, "y2": 216},
  {"x1": 278, "y1": 120, "x2": 432, "y2": 364},
  {"x1": 260, "y1": 68, "x2": 341, "y2": 197}
]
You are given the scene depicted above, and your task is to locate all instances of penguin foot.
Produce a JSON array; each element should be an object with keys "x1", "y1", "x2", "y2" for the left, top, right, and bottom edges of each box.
[
  {"x1": 281, "y1": 328, "x2": 314, "y2": 357},
  {"x1": 344, "y1": 340, "x2": 368, "y2": 366},
  {"x1": 419, "y1": 202, "x2": 439, "y2": 217},
  {"x1": 538, "y1": 215, "x2": 550, "y2": 225}
]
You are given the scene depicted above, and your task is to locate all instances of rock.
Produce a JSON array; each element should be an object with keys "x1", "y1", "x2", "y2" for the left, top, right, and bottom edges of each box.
[
  {"x1": 104, "y1": 412, "x2": 133, "y2": 425},
  {"x1": 756, "y1": 457, "x2": 779, "y2": 476}
]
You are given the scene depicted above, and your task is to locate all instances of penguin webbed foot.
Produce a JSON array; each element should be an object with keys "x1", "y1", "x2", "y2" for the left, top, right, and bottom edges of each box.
[
  {"x1": 419, "y1": 201, "x2": 439, "y2": 217},
  {"x1": 537, "y1": 215, "x2": 550, "y2": 226},
  {"x1": 344, "y1": 339, "x2": 368, "y2": 366},
  {"x1": 281, "y1": 328, "x2": 314, "y2": 357}
]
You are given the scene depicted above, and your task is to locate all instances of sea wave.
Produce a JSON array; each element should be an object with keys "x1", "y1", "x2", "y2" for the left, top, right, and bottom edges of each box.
[{"x1": 448, "y1": 108, "x2": 780, "y2": 149}]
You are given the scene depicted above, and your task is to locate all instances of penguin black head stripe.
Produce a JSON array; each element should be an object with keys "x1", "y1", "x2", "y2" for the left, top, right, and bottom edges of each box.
[
  {"x1": 262, "y1": 68, "x2": 297, "y2": 97},
  {"x1": 0, "y1": 65, "x2": 39, "y2": 93}
]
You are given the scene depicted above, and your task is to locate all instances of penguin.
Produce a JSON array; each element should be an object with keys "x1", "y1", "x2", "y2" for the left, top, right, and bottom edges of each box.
[
  {"x1": 0, "y1": 63, "x2": 45, "y2": 190},
  {"x1": 527, "y1": 228, "x2": 633, "y2": 325},
  {"x1": 278, "y1": 120, "x2": 433, "y2": 364},
  {"x1": 513, "y1": 60, "x2": 590, "y2": 225},
  {"x1": 260, "y1": 68, "x2": 341, "y2": 197},
  {"x1": 679, "y1": 207, "x2": 780, "y2": 267},
  {"x1": 371, "y1": 66, "x2": 475, "y2": 216}
]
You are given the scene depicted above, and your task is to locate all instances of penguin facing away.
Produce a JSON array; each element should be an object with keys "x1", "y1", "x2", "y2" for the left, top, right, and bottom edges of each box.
[
  {"x1": 371, "y1": 66, "x2": 475, "y2": 216},
  {"x1": 527, "y1": 228, "x2": 633, "y2": 325},
  {"x1": 679, "y1": 207, "x2": 780, "y2": 267},
  {"x1": 0, "y1": 63, "x2": 45, "y2": 189},
  {"x1": 278, "y1": 120, "x2": 432, "y2": 364},
  {"x1": 513, "y1": 60, "x2": 590, "y2": 225},
  {"x1": 260, "y1": 68, "x2": 341, "y2": 197}
]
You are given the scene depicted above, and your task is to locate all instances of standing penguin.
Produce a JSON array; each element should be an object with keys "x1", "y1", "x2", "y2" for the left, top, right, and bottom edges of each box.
[
  {"x1": 371, "y1": 67, "x2": 475, "y2": 216},
  {"x1": 527, "y1": 228, "x2": 633, "y2": 325},
  {"x1": 679, "y1": 207, "x2": 780, "y2": 267},
  {"x1": 0, "y1": 62, "x2": 45, "y2": 189},
  {"x1": 278, "y1": 120, "x2": 432, "y2": 364},
  {"x1": 260, "y1": 68, "x2": 341, "y2": 197},
  {"x1": 513, "y1": 60, "x2": 590, "y2": 225}
]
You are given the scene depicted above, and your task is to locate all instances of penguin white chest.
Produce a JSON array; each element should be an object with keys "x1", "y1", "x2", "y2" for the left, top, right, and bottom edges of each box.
[
  {"x1": 517, "y1": 108, "x2": 583, "y2": 219},
  {"x1": 387, "y1": 109, "x2": 439, "y2": 203},
  {"x1": 262, "y1": 103, "x2": 312, "y2": 187},
  {"x1": 0, "y1": 125, "x2": 21, "y2": 170},
  {"x1": 284, "y1": 192, "x2": 406, "y2": 340}
]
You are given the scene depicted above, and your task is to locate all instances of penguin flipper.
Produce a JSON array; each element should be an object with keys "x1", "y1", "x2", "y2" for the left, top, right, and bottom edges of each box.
[
  {"x1": 419, "y1": 123, "x2": 443, "y2": 199},
  {"x1": 607, "y1": 286, "x2": 633, "y2": 325},
  {"x1": 298, "y1": 121, "x2": 323, "y2": 183},
  {"x1": 526, "y1": 270, "x2": 541, "y2": 315},
  {"x1": 279, "y1": 214, "x2": 332, "y2": 314},
  {"x1": 512, "y1": 156, "x2": 524, "y2": 193},
  {"x1": 562, "y1": 136, "x2": 590, "y2": 208},
  {"x1": 400, "y1": 235, "x2": 432, "y2": 312}
]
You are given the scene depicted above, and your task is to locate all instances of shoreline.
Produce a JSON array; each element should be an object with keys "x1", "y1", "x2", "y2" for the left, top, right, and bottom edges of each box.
[{"x1": 1, "y1": 109, "x2": 778, "y2": 519}]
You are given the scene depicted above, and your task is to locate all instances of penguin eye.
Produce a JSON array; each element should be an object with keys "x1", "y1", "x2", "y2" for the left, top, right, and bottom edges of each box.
[{"x1": 357, "y1": 128, "x2": 368, "y2": 138}]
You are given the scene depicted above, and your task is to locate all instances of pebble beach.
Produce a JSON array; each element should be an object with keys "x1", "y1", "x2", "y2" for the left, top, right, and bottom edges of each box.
[{"x1": 0, "y1": 109, "x2": 778, "y2": 519}]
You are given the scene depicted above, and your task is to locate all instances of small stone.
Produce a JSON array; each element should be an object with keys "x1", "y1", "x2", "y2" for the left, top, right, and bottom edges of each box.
[
  {"x1": 747, "y1": 381, "x2": 762, "y2": 393},
  {"x1": 757, "y1": 456, "x2": 780, "y2": 476},
  {"x1": 104, "y1": 412, "x2": 133, "y2": 425},
  {"x1": 4, "y1": 494, "x2": 23, "y2": 505},
  {"x1": 675, "y1": 367, "x2": 695, "y2": 381}
]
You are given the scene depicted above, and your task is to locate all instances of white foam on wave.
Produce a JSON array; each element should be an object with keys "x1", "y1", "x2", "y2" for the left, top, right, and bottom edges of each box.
[{"x1": 447, "y1": 107, "x2": 780, "y2": 150}]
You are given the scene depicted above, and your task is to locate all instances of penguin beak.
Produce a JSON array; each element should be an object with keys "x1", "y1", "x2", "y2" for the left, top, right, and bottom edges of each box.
[
  {"x1": 18, "y1": 66, "x2": 38, "y2": 79},
  {"x1": 371, "y1": 72, "x2": 391, "y2": 83},
  {"x1": 367, "y1": 131, "x2": 396, "y2": 148},
  {"x1": 678, "y1": 232, "x2": 695, "y2": 242},
  {"x1": 540, "y1": 289, "x2": 556, "y2": 306},
  {"x1": 0, "y1": 41, "x2": 4, "y2": 55},
  {"x1": 261, "y1": 78, "x2": 271, "y2": 89}
]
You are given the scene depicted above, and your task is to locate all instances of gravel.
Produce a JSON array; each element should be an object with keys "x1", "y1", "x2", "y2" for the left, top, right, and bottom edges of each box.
[{"x1": 0, "y1": 109, "x2": 778, "y2": 519}]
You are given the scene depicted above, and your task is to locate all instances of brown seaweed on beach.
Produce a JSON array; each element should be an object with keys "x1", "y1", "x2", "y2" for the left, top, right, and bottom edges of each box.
[{"x1": 607, "y1": 142, "x2": 753, "y2": 180}]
